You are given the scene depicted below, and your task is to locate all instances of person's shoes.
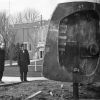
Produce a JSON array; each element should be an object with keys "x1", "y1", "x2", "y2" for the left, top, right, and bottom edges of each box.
[
  {"x1": 20, "y1": 80, "x2": 24, "y2": 82},
  {"x1": 24, "y1": 80, "x2": 28, "y2": 82}
]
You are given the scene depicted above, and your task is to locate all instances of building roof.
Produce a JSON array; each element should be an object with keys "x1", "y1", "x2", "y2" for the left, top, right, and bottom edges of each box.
[{"x1": 13, "y1": 20, "x2": 49, "y2": 29}]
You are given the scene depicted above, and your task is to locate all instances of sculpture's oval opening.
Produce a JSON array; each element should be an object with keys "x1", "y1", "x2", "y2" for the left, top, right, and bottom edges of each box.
[{"x1": 58, "y1": 10, "x2": 99, "y2": 68}]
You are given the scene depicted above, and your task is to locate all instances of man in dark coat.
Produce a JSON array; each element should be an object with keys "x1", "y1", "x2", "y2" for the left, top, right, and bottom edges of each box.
[
  {"x1": 18, "y1": 44, "x2": 30, "y2": 82},
  {"x1": 0, "y1": 43, "x2": 5, "y2": 82}
]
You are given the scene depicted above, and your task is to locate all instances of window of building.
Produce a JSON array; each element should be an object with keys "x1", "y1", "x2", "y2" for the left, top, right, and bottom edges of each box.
[
  {"x1": 23, "y1": 42, "x2": 28, "y2": 50},
  {"x1": 24, "y1": 43, "x2": 28, "y2": 50},
  {"x1": 29, "y1": 44, "x2": 32, "y2": 51},
  {"x1": 40, "y1": 50, "x2": 44, "y2": 59},
  {"x1": 40, "y1": 51, "x2": 43, "y2": 58},
  {"x1": 23, "y1": 42, "x2": 32, "y2": 52}
]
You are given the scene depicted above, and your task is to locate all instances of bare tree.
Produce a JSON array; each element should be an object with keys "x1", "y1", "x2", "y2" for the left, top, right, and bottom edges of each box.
[
  {"x1": 8, "y1": 28, "x2": 17, "y2": 65},
  {"x1": 15, "y1": 12, "x2": 23, "y2": 24},
  {"x1": 0, "y1": 12, "x2": 18, "y2": 66},
  {"x1": 9, "y1": 14, "x2": 23, "y2": 25},
  {"x1": 23, "y1": 8, "x2": 40, "y2": 23},
  {"x1": 12, "y1": 8, "x2": 40, "y2": 24},
  {"x1": 0, "y1": 12, "x2": 9, "y2": 46},
  {"x1": 0, "y1": 12, "x2": 16, "y2": 47}
]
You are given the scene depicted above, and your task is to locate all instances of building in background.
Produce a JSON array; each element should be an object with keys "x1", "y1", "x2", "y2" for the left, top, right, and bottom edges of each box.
[
  {"x1": 35, "y1": 41, "x2": 45, "y2": 59},
  {"x1": 11, "y1": 20, "x2": 49, "y2": 59}
]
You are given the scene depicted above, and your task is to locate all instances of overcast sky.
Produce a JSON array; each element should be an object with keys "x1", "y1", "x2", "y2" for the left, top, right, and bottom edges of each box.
[
  {"x1": 0, "y1": 0, "x2": 98, "y2": 20},
  {"x1": 0, "y1": 0, "x2": 67, "y2": 20}
]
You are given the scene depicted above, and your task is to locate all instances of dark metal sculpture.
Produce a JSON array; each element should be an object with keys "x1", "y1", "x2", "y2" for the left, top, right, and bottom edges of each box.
[{"x1": 43, "y1": 1, "x2": 100, "y2": 99}]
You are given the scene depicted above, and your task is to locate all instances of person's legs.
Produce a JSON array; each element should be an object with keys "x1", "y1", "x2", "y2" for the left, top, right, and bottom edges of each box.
[
  {"x1": 20, "y1": 70, "x2": 24, "y2": 82},
  {"x1": 0, "y1": 71, "x2": 3, "y2": 82},
  {"x1": 24, "y1": 71, "x2": 27, "y2": 81}
]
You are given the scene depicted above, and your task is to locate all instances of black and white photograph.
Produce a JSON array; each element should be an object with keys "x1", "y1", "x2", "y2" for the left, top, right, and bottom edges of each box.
[{"x1": 0, "y1": 0, "x2": 100, "y2": 100}]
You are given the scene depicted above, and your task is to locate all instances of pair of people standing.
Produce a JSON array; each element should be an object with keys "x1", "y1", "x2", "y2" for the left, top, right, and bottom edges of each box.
[
  {"x1": 18, "y1": 44, "x2": 30, "y2": 82},
  {"x1": 0, "y1": 42, "x2": 30, "y2": 82}
]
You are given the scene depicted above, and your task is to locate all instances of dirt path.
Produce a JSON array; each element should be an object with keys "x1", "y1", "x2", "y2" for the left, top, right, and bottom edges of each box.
[{"x1": 0, "y1": 80, "x2": 100, "y2": 100}]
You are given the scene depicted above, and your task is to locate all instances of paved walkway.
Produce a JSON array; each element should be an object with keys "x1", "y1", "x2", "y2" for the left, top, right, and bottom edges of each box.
[{"x1": 2, "y1": 76, "x2": 48, "y2": 83}]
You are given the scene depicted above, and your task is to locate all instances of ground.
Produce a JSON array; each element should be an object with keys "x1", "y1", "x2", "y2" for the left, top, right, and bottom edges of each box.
[
  {"x1": 0, "y1": 80, "x2": 100, "y2": 100},
  {"x1": 2, "y1": 60, "x2": 100, "y2": 99},
  {"x1": 4, "y1": 60, "x2": 42, "y2": 77}
]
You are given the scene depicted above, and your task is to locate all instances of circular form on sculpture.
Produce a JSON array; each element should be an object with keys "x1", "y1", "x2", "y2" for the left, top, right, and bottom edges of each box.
[{"x1": 89, "y1": 43, "x2": 99, "y2": 56}]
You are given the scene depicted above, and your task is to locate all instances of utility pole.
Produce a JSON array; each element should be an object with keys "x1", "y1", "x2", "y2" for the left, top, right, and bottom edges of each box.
[
  {"x1": 9, "y1": 0, "x2": 13, "y2": 67},
  {"x1": 23, "y1": 28, "x2": 24, "y2": 43},
  {"x1": 41, "y1": 15, "x2": 42, "y2": 27},
  {"x1": 9, "y1": 0, "x2": 10, "y2": 16}
]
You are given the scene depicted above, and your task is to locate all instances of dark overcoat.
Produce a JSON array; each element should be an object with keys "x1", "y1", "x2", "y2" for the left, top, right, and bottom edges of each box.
[
  {"x1": 18, "y1": 49, "x2": 30, "y2": 72},
  {"x1": 0, "y1": 49, "x2": 5, "y2": 72}
]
